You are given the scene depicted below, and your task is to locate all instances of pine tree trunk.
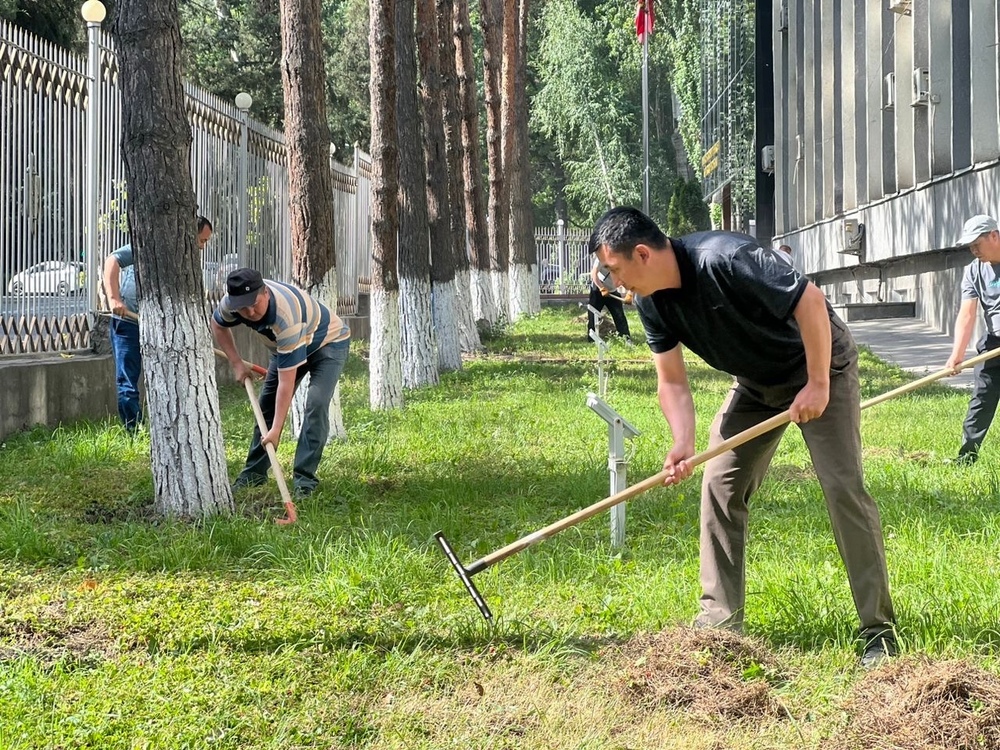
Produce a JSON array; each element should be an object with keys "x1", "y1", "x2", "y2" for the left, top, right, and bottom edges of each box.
[
  {"x1": 454, "y1": 0, "x2": 497, "y2": 328},
  {"x1": 439, "y1": 0, "x2": 482, "y2": 352},
  {"x1": 395, "y1": 0, "x2": 438, "y2": 389},
  {"x1": 508, "y1": 0, "x2": 537, "y2": 317},
  {"x1": 418, "y1": 0, "x2": 462, "y2": 371},
  {"x1": 482, "y1": 0, "x2": 509, "y2": 323},
  {"x1": 279, "y1": 0, "x2": 336, "y2": 290},
  {"x1": 369, "y1": 0, "x2": 404, "y2": 409},
  {"x1": 111, "y1": 0, "x2": 233, "y2": 518},
  {"x1": 278, "y1": 0, "x2": 348, "y2": 441}
]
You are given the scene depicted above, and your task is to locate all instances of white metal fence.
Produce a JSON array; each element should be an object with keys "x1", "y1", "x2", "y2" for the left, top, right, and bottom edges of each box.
[
  {"x1": 0, "y1": 21, "x2": 372, "y2": 357},
  {"x1": 534, "y1": 222, "x2": 592, "y2": 294}
]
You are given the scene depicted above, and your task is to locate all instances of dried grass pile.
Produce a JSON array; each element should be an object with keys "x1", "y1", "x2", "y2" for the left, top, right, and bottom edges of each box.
[
  {"x1": 607, "y1": 626, "x2": 786, "y2": 721},
  {"x1": 834, "y1": 657, "x2": 1000, "y2": 750}
]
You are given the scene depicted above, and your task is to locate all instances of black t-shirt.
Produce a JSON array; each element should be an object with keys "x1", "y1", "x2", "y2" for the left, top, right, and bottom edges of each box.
[{"x1": 635, "y1": 231, "x2": 854, "y2": 387}]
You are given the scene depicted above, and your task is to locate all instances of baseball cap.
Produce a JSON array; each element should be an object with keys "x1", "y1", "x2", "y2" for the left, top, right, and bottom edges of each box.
[
  {"x1": 226, "y1": 268, "x2": 265, "y2": 308},
  {"x1": 957, "y1": 214, "x2": 999, "y2": 246}
]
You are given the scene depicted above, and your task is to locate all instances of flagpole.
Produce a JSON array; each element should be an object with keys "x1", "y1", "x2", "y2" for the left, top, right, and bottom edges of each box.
[{"x1": 641, "y1": 12, "x2": 650, "y2": 214}]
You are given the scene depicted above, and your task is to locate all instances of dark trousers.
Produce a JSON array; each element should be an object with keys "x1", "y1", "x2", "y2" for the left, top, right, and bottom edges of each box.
[
  {"x1": 238, "y1": 338, "x2": 350, "y2": 493},
  {"x1": 587, "y1": 285, "x2": 631, "y2": 339},
  {"x1": 697, "y1": 360, "x2": 895, "y2": 637},
  {"x1": 958, "y1": 334, "x2": 1000, "y2": 459},
  {"x1": 110, "y1": 317, "x2": 142, "y2": 432}
]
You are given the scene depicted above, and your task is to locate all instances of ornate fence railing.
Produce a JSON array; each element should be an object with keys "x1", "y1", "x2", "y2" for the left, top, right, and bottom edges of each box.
[{"x1": 0, "y1": 20, "x2": 372, "y2": 357}]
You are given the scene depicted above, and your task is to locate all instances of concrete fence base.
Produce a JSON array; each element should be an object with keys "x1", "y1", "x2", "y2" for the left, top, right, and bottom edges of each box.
[{"x1": 0, "y1": 315, "x2": 373, "y2": 443}]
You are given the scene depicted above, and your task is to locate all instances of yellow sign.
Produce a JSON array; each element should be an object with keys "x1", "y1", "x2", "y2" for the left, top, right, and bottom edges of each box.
[{"x1": 701, "y1": 141, "x2": 721, "y2": 177}]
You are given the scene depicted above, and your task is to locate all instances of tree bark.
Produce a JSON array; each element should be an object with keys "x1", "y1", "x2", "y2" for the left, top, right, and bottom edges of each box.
[
  {"x1": 454, "y1": 0, "x2": 496, "y2": 328},
  {"x1": 395, "y1": 0, "x2": 438, "y2": 389},
  {"x1": 507, "y1": 0, "x2": 537, "y2": 316},
  {"x1": 278, "y1": 0, "x2": 347, "y2": 441},
  {"x1": 279, "y1": 0, "x2": 336, "y2": 292},
  {"x1": 481, "y1": 0, "x2": 509, "y2": 322},
  {"x1": 417, "y1": 0, "x2": 462, "y2": 371},
  {"x1": 111, "y1": 0, "x2": 233, "y2": 518},
  {"x1": 369, "y1": 0, "x2": 403, "y2": 409},
  {"x1": 438, "y1": 0, "x2": 482, "y2": 353}
]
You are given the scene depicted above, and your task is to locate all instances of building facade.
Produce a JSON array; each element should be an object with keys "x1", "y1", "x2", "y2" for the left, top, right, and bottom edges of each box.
[{"x1": 768, "y1": 0, "x2": 1000, "y2": 334}]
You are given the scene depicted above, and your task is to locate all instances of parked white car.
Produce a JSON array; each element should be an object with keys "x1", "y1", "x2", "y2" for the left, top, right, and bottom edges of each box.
[{"x1": 7, "y1": 261, "x2": 86, "y2": 296}]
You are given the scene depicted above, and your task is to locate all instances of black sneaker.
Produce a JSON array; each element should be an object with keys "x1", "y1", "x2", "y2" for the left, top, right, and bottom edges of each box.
[
  {"x1": 860, "y1": 631, "x2": 898, "y2": 669},
  {"x1": 946, "y1": 453, "x2": 978, "y2": 467},
  {"x1": 231, "y1": 473, "x2": 267, "y2": 491}
]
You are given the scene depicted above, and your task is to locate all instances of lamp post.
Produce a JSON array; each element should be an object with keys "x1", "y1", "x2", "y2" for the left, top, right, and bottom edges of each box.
[
  {"x1": 81, "y1": 0, "x2": 106, "y2": 317},
  {"x1": 235, "y1": 92, "x2": 252, "y2": 266}
]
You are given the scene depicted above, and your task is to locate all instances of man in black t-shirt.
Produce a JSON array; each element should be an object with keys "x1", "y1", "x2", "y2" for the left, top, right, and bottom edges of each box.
[{"x1": 588, "y1": 206, "x2": 896, "y2": 668}]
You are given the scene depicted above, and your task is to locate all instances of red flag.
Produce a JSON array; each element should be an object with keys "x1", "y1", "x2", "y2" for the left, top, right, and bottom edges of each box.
[{"x1": 635, "y1": 0, "x2": 654, "y2": 44}]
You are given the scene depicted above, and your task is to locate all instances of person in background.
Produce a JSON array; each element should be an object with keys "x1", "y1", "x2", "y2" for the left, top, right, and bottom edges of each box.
[
  {"x1": 589, "y1": 206, "x2": 897, "y2": 668},
  {"x1": 773, "y1": 244, "x2": 793, "y2": 265},
  {"x1": 104, "y1": 215, "x2": 212, "y2": 432},
  {"x1": 212, "y1": 268, "x2": 351, "y2": 499},
  {"x1": 945, "y1": 214, "x2": 1000, "y2": 465},
  {"x1": 587, "y1": 256, "x2": 632, "y2": 343}
]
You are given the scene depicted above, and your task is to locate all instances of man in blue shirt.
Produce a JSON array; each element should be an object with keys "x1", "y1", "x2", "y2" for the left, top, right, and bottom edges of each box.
[
  {"x1": 589, "y1": 206, "x2": 896, "y2": 667},
  {"x1": 104, "y1": 216, "x2": 212, "y2": 431},
  {"x1": 212, "y1": 268, "x2": 351, "y2": 498},
  {"x1": 945, "y1": 214, "x2": 1000, "y2": 464}
]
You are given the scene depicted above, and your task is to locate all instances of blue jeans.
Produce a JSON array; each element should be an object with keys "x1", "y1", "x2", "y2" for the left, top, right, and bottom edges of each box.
[
  {"x1": 238, "y1": 338, "x2": 350, "y2": 493},
  {"x1": 110, "y1": 317, "x2": 142, "y2": 431}
]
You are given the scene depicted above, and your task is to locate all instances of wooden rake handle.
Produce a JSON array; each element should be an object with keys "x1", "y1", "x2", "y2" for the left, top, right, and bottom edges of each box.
[
  {"x1": 242, "y1": 377, "x2": 298, "y2": 525},
  {"x1": 464, "y1": 344, "x2": 1000, "y2": 575}
]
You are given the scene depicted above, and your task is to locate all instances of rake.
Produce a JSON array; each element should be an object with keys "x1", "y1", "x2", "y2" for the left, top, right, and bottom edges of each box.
[{"x1": 436, "y1": 346, "x2": 1000, "y2": 621}]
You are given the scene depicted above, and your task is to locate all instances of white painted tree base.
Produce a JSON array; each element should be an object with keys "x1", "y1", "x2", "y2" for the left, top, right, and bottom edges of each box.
[
  {"x1": 141, "y1": 298, "x2": 234, "y2": 518},
  {"x1": 433, "y1": 280, "x2": 463, "y2": 371},
  {"x1": 370, "y1": 287, "x2": 404, "y2": 409},
  {"x1": 400, "y1": 276, "x2": 439, "y2": 388}
]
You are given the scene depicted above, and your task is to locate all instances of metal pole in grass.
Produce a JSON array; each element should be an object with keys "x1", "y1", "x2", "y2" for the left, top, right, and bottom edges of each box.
[
  {"x1": 235, "y1": 92, "x2": 253, "y2": 266},
  {"x1": 436, "y1": 345, "x2": 1000, "y2": 621},
  {"x1": 81, "y1": 0, "x2": 106, "y2": 318},
  {"x1": 587, "y1": 392, "x2": 640, "y2": 548},
  {"x1": 587, "y1": 305, "x2": 609, "y2": 397}
]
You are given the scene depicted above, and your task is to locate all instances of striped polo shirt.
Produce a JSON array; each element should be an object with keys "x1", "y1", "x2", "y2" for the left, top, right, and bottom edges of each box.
[{"x1": 213, "y1": 279, "x2": 350, "y2": 371}]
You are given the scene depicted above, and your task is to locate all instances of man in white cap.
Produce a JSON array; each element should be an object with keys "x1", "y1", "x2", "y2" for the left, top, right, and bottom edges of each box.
[{"x1": 945, "y1": 214, "x2": 1000, "y2": 464}]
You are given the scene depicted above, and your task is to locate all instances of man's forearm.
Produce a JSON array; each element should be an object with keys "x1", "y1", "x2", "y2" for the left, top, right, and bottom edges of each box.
[
  {"x1": 794, "y1": 286, "x2": 832, "y2": 386},
  {"x1": 270, "y1": 371, "x2": 297, "y2": 436},
  {"x1": 658, "y1": 382, "x2": 696, "y2": 452}
]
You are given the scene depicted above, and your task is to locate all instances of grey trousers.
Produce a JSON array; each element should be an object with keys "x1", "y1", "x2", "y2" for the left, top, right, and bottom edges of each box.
[
  {"x1": 697, "y1": 360, "x2": 895, "y2": 636},
  {"x1": 958, "y1": 335, "x2": 1000, "y2": 459},
  {"x1": 239, "y1": 338, "x2": 351, "y2": 493}
]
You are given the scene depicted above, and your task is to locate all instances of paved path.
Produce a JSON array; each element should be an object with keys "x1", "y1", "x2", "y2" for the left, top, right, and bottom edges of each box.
[{"x1": 848, "y1": 318, "x2": 974, "y2": 391}]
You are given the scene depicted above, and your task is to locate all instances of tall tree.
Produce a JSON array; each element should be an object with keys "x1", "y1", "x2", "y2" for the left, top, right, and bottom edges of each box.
[
  {"x1": 504, "y1": 0, "x2": 536, "y2": 318},
  {"x1": 480, "y1": 0, "x2": 509, "y2": 322},
  {"x1": 111, "y1": 0, "x2": 233, "y2": 518},
  {"x1": 395, "y1": 0, "x2": 437, "y2": 388},
  {"x1": 368, "y1": 0, "x2": 403, "y2": 408},
  {"x1": 438, "y1": 0, "x2": 481, "y2": 353},
  {"x1": 417, "y1": 0, "x2": 462, "y2": 371},
  {"x1": 454, "y1": 0, "x2": 495, "y2": 329},
  {"x1": 278, "y1": 0, "x2": 347, "y2": 439}
]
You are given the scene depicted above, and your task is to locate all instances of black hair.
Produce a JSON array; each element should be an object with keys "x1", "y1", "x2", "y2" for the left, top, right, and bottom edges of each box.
[
  {"x1": 197, "y1": 216, "x2": 213, "y2": 232},
  {"x1": 588, "y1": 206, "x2": 668, "y2": 259}
]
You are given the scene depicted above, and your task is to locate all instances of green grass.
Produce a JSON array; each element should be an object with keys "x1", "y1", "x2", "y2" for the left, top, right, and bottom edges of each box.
[{"x1": 1, "y1": 306, "x2": 998, "y2": 748}]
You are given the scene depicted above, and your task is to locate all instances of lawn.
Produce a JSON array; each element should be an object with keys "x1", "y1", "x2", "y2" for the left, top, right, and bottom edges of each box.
[{"x1": 1, "y1": 306, "x2": 999, "y2": 749}]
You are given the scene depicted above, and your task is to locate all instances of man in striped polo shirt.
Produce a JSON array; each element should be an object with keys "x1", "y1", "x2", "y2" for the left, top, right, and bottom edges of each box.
[{"x1": 212, "y1": 268, "x2": 351, "y2": 498}]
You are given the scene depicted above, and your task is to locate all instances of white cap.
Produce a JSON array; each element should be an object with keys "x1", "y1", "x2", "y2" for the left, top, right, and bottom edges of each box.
[{"x1": 957, "y1": 214, "x2": 999, "y2": 246}]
